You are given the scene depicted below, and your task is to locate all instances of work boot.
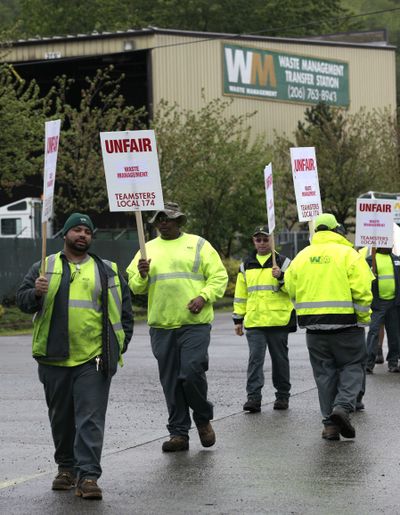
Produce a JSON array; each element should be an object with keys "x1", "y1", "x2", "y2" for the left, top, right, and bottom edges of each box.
[
  {"x1": 330, "y1": 406, "x2": 355, "y2": 438},
  {"x1": 162, "y1": 435, "x2": 189, "y2": 452},
  {"x1": 366, "y1": 365, "x2": 374, "y2": 374},
  {"x1": 356, "y1": 400, "x2": 365, "y2": 411},
  {"x1": 273, "y1": 398, "x2": 289, "y2": 410},
  {"x1": 52, "y1": 470, "x2": 76, "y2": 490},
  {"x1": 75, "y1": 479, "x2": 102, "y2": 500},
  {"x1": 322, "y1": 425, "x2": 340, "y2": 441},
  {"x1": 243, "y1": 399, "x2": 261, "y2": 413},
  {"x1": 196, "y1": 422, "x2": 216, "y2": 448},
  {"x1": 375, "y1": 348, "x2": 384, "y2": 364},
  {"x1": 388, "y1": 365, "x2": 400, "y2": 373}
]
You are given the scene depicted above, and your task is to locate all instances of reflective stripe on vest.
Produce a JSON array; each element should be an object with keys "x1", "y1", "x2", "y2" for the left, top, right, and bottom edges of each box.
[
  {"x1": 149, "y1": 272, "x2": 205, "y2": 285},
  {"x1": 247, "y1": 285, "x2": 278, "y2": 293},
  {"x1": 103, "y1": 259, "x2": 122, "y2": 315},
  {"x1": 296, "y1": 300, "x2": 369, "y2": 312},
  {"x1": 234, "y1": 297, "x2": 247, "y2": 304},
  {"x1": 281, "y1": 258, "x2": 291, "y2": 272},
  {"x1": 69, "y1": 259, "x2": 101, "y2": 311},
  {"x1": 193, "y1": 238, "x2": 206, "y2": 273},
  {"x1": 378, "y1": 275, "x2": 395, "y2": 280}
]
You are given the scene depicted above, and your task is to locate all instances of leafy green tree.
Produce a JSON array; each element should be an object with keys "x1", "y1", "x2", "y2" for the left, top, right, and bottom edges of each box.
[
  {"x1": 152, "y1": 97, "x2": 271, "y2": 257},
  {"x1": 53, "y1": 67, "x2": 145, "y2": 222},
  {"x1": 16, "y1": 0, "x2": 142, "y2": 38},
  {"x1": 271, "y1": 103, "x2": 400, "y2": 231},
  {"x1": 0, "y1": 65, "x2": 54, "y2": 197},
  {"x1": 5, "y1": 0, "x2": 361, "y2": 39}
]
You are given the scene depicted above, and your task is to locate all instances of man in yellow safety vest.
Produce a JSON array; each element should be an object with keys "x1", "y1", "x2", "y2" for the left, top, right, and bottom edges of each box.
[
  {"x1": 17, "y1": 213, "x2": 133, "y2": 500},
  {"x1": 284, "y1": 213, "x2": 372, "y2": 441},
  {"x1": 127, "y1": 202, "x2": 228, "y2": 452},
  {"x1": 233, "y1": 225, "x2": 296, "y2": 413}
]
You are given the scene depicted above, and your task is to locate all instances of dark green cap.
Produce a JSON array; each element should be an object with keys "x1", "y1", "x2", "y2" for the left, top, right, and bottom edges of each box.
[{"x1": 62, "y1": 213, "x2": 94, "y2": 236}]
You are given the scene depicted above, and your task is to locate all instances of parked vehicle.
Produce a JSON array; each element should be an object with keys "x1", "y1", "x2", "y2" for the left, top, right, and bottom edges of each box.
[{"x1": 0, "y1": 198, "x2": 52, "y2": 238}]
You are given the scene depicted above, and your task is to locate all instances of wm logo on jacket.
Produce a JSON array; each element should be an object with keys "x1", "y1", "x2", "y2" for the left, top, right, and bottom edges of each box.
[{"x1": 309, "y1": 256, "x2": 332, "y2": 264}]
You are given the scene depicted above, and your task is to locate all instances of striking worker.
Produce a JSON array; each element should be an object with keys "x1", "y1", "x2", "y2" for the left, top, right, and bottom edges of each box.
[
  {"x1": 233, "y1": 225, "x2": 296, "y2": 413},
  {"x1": 16, "y1": 213, "x2": 133, "y2": 500},
  {"x1": 284, "y1": 214, "x2": 372, "y2": 441},
  {"x1": 127, "y1": 202, "x2": 228, "y2": 452}
]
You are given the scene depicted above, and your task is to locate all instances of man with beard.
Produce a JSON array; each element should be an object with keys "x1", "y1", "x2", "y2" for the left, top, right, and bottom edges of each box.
[
  {"x1": 16, "y1": 213, "x2": 133, "y2": 500},
  {"x1": 127, "y1": 202, "x2": 228, "y2": 452}
]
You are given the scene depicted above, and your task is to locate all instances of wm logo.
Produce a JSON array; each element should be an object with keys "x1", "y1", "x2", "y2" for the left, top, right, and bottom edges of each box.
[
  {"x1": 225, "y1": 47, "x2": 277, "y2": 88},
  {"x1": 309, "y1": 256, "x2": 331, "y2": 264}
]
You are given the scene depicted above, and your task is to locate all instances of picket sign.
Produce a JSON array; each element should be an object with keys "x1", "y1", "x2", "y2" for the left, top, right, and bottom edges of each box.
[
  {"x1": 100, "y1": 130, "x2": 164, "y2": 259},
  {"x1": 41, "y1": 119, "x2": 61, "y2": 276},
  {"x1": 264, "y1": 163, "x2": 276, "y2": 267}
]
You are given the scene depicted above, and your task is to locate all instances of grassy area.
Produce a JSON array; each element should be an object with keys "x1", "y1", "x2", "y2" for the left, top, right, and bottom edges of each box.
[
  {"x1": 0, "y1": 305, "x2": 34, "y2": 335},
  {"x1": 0, "y1": 297, "x2": 234, "y2": 337}
]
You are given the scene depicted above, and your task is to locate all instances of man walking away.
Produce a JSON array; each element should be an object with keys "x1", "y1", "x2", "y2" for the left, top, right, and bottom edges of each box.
[
  {"x1": 284, "y1": 214, "x2": 372, "y2": 441},
  {"x1": 366, "y1": 247, "x2": 400, "y2": 374}
]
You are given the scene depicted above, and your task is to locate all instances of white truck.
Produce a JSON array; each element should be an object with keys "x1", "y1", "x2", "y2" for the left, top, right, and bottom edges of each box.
[{"x1": 0, "y1": 197, "x2": 53, "y2": 238}]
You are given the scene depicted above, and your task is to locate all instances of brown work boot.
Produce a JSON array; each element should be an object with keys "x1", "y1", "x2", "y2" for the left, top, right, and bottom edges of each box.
[
  {"x1": 75, "y1": 479, "x2": 102, "y2": 500},
  {"x1": 162, "y1": 435, "x2": 189, "y2": 452},
  {"x1": 273, "y1": 398, "x2": 289, "y2": 410},
  {"x1": 322, "y1": 425, "x2": 340, "y2": 441},
  {"x1": 52, "y1": 470, "x2": 76, "y2": 490},
  {"x1": 196, "y1": 422, "x2": 216, "y2": 448}
]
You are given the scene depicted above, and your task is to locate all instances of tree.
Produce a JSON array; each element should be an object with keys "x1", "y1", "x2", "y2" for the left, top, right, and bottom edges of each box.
[
  {"x1": 271, "y1": 103, "x2": 400, "y2": 231},
  {"x1": 4, "y1": 0, "x2": 361, "y2": 39},
  {"x1": 152, "y1": 97, "x2": 271, "y2": 257},
  {"x1": 0, "y1": 65, "x2": 54, "y2": 199},
  {"x1": 53, "y1": 67, "x2": 145, "y2": 223},
  {"x1": 16, "y1": 0, "x2": 142, "y2": 38}
]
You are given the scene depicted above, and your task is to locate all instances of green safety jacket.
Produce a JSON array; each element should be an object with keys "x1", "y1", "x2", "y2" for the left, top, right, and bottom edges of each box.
[
  {"x1": 32, "y1": 252, "x2": 127, "y2": 369},
  {"x1": 233, "y1": 251, "x2": 296, "y2": 330},
  {"x1": 127, "y1": 233, "x2": 228, "y2": 328},
  {"x1": 284, "y1": 231, "x2": 373, "y2": 329}
]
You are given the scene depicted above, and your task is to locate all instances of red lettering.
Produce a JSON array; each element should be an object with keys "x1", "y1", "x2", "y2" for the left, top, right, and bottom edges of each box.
[
  {"x1": 47, "y1": 135, "x2": 59, "y2": 154},
  {"x1": 105, "y1": 138, "x2": 153, "y2": 153}
]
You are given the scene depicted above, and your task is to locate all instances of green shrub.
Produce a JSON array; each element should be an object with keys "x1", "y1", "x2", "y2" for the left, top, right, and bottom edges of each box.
[{"x1": 222, "y1": 258, "x2": 241, "y2": 297}]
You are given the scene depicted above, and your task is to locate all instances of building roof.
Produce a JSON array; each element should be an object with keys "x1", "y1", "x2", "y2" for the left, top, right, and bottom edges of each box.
[{"x1": 9, "y1": 26, "x2": 396, "y2": 51}]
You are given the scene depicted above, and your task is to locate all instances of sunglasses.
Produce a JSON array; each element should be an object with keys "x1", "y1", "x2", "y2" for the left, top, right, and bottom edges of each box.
[
  {"x1": 254, "y1": 237, "x2": 269, "y2": 243},
  {"x1": 156, "y1": 215, "x2": 173, "y2": 223}
]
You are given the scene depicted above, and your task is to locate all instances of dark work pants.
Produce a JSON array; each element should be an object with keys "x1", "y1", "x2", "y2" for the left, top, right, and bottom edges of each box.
[
  {"x1": 366, "y1": 299, "x2": 400, "y2": 368},
  {"x1": 245, "y1": 328, "x2": 291, "y2": 402},
  {"x1": 306, "y1": 327, "x2": 366, "y2": 425},
  {"x1": 150, "y1": 324, "x2": 213, "y2": 438},
  {"x1": 38, "y1": 361, "x2": 111, "y2": 480}
]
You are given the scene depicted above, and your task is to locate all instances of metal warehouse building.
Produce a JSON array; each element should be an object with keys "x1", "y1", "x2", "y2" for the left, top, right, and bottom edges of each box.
[{"x1": 3, "y1": 27, "x2": 397, "y2": 141}]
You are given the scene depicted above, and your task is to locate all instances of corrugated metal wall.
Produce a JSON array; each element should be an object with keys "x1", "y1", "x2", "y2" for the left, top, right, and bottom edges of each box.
[{"x1": 151, "y1": 33, "x2": 396, "y2": 142}]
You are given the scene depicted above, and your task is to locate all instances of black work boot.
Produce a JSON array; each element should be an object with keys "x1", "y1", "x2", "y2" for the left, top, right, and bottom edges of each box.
[
  {"x1": 52, "y1": 470, "x2": 76, "y2": 490},
  {"x1": 330, "y1": 406, "x2": 355, "y2": 438},
  {"x1": 243, "y1": 399, "x2": 261, "y2": 413},
  {"x1": 162, "y1": 435, "x2": 189, "y2": 452},
  {"x1": 375, "y1": 348, "x2": 384, "y2": 364},
  {"x1": 273, "y1": 398, "x2": 289, "y2": 410},
  {"x1": 75, "y1": 479, "x2": 102, "y2": 500}
]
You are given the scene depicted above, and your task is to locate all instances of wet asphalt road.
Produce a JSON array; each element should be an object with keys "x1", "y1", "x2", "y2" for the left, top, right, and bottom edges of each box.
[{"x1": 0, "y1": 312, "x2": 399, "y2": 514}]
